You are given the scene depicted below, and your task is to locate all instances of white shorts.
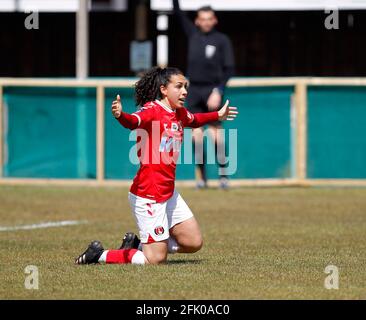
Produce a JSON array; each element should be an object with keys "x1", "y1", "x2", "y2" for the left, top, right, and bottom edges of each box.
[{"x1": 128, "y1": 190, "x2": 194, "y2": 244}]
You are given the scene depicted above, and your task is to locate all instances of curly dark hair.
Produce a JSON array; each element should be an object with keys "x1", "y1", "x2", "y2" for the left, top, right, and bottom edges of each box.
[{"x1": 134, "y1": 66, "x2": 184, "y2": 107}]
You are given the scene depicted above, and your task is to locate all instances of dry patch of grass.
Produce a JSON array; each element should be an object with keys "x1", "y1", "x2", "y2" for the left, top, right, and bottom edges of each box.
[{"x1": 1, "y1": 186, "x2": 365, "y2": 299}]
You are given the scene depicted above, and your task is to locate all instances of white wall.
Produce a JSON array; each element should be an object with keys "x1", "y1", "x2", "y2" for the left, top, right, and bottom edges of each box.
[
  {"x1": 0, "y1": 0, "x2": 128, "y2": 12},
  {"x1": 151, "y1": 0, "x2": 366, "y2": 11},
  {"x1": 0, "y1": 0, "x2": 79, "y2": 12}
]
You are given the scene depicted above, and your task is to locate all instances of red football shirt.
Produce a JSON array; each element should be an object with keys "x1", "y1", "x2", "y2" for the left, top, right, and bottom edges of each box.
[{"x1": 118, "y1": 100, "x2": 218, "y2": 203}]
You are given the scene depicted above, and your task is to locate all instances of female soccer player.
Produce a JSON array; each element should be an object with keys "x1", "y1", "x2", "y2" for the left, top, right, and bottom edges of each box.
[{"x1": 75, "y1": 67, "x2": 238, "y2": 265}]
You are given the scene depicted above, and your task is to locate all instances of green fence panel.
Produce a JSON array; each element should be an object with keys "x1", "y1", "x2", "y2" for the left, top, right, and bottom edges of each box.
[
  {"x1": 307, "y1": 86, "x2": 366, "y2": 178},
  {"x1": 207, "y1": 86, "x2": 292, "y2": 179},
  {"x1": 104, "y1": 86, "x2": 293, "y2": 180},
  {"x1": 3, "y1": 87, "x2": 96, "y2": 178},
  {"x1": 105, "y1": 87, "x2": 139, "y2": 179},
  {"x1": 4, "y1": 83, "x2": 366, "y2": 181},
  {"x1": 190, "y1": 86, "x2": 292, "y2": 180},
  {"x1": 2, "y1": 83, "x2": 293, "y2": 180}
]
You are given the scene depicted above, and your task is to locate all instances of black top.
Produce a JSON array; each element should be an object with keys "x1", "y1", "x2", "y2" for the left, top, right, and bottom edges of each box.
[{"x1": 173, "y1": 0, "x2": 235, "y2": 92}]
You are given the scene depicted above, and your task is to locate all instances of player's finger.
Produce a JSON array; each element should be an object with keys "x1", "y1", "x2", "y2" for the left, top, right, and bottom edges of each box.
[
  {"x1": 223, "y1": 99, "x2": 229, "y2": 109},
  {"x1": 117, "y1": 94, "x2": 121, "y2": 101}
]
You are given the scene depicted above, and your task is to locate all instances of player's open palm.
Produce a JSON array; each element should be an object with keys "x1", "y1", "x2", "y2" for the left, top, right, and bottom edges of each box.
[
  {"x1": 112, "y1": 94, "x2": 123, "y2": 118},
  {"x1": 218, "y1": 100, "x2": 238, "y2": 121}
]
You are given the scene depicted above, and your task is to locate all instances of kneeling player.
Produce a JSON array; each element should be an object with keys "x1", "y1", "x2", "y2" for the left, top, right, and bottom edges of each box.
[{"x1": 75, "y1": 67, "x2": 238, "y2": 265}]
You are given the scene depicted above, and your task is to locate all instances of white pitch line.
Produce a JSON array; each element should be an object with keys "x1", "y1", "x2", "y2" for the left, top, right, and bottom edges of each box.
[{"x1": 0, "y1": 220, "x2": 88, "y2": 232}]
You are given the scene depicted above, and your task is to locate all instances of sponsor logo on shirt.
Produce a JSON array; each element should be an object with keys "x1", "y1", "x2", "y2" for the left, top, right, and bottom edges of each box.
[
  {"x1": 159, "y1": 122, "x2": 183, "y2": 153},
  {"x1": 171, "y1": 123, "x2": 179, "y2": 131}
]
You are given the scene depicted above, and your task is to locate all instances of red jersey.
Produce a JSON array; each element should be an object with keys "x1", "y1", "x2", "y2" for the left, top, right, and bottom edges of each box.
[{"x1": 117, "y1": 100, "x2": 218, "y2": 203}]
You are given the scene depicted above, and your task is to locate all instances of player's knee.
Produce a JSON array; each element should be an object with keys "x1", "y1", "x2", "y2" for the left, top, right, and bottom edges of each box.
[
  {"x1": 146, "y1": 251, "x2": 167, "y2": 265},
  {"x1": 184, "y1": 236, "x2": 203, "y2": 253},
  {"x1": 192, "y1": 237, "x2": 203, "y2": 252}
]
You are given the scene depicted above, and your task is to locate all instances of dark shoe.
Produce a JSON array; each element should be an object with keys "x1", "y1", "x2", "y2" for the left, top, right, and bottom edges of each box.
[
  {"x1": 119, "y1": 232, "x2": 141, "y2": 250},
  {"x1": 196, "y1": 180, "x2": 207, "y2": 189},
  {"x1": 219, "y1": 177, "x2": 229, "y2": 190},
  {"x1": 75, "y1": 240, "x2": 104, "y2": 264}
]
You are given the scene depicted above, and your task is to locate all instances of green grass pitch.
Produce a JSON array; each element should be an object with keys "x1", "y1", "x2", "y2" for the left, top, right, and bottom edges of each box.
[{"x1": 0, "y1": 185, "x2": 365, "y2": 299}]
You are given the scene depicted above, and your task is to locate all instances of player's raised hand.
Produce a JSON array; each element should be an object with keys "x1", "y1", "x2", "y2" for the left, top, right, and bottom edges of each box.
[
  {"x1": 218, "y1": 100, "x2": 238, "y2": 121},
  {"x1": 111, "y1": 94, "x2": 123, "y2": 118}
]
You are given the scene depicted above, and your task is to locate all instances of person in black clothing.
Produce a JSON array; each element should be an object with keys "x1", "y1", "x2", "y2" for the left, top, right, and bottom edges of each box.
[{"x1": 173, "y1": 0, "x2": 235, "y2": 189}]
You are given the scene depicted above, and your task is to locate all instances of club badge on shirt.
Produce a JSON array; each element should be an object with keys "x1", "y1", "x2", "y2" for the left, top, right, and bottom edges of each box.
[{"x1": 205, "y1": 45, "x2": 216, "y2": 59}]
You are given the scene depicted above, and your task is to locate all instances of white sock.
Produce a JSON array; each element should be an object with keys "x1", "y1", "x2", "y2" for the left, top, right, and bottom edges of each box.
[
  {"x1": 98, "y1": 250, "x2": 108, "y2": 263},
  {"x1": 98, "y1": 249, "x2": 145, "y2": 264},
  {"x1": 136, "y1": 237, "x2": 179, "y2": 254},
  {"x1": 131, "y1": 250, "x2": 146, "y2": 264},
  {"x1": 168, "y1": 237, "x2": 179, "y2": 254}
]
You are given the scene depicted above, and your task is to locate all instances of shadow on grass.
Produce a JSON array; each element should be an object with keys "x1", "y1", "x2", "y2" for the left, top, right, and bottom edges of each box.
[{"x1": 166, "y1": 259, "x2": 205, "y2": 265}]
